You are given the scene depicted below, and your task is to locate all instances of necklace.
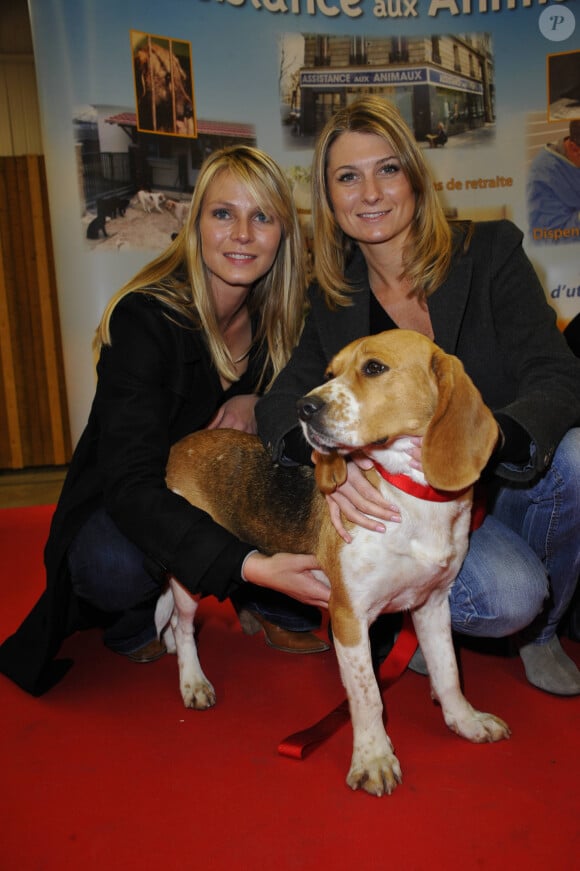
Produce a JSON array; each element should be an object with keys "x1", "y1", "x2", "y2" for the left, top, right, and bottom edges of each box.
[{"x1": 233, "y1": 346, "x2": 252, "y2": 364}]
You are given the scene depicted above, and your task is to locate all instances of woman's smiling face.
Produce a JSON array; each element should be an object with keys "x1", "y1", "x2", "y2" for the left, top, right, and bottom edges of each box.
[
  {"x1": 200, "y1": 169, "x2": 282, "y2": 297},
  {"x1": 326, "y1": 130, "x2": 416, "y2": 249}
]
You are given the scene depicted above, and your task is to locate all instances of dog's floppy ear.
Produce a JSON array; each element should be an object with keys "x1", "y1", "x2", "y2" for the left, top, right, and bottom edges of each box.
[
  {"x1": 313, "y1": 450, "x2": 348, "y2": 495},
  {"x1": 423, "y1": 348, "x2": 499, "y2": 491}
]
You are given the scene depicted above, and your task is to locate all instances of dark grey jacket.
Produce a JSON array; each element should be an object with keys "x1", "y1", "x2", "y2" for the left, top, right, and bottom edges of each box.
[{"x1": 257, "y1": 221, "x2": 580, "y2": 482}]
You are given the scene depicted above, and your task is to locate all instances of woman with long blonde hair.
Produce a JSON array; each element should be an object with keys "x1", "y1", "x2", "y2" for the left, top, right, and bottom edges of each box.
[
  {"x1": 0, "y1": 145, "x2": 329, "y2": 696},
  {"x1": 97, "y1": 145, "x2": 306, "y2": 391}
]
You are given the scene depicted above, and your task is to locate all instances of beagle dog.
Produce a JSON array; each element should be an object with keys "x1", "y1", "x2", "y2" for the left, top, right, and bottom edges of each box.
[{"x1": 159, "y1": 330, "x2": 510, "y2": 796}]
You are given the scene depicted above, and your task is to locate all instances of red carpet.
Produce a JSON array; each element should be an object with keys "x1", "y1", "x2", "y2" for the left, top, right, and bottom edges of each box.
[{"x1": 1, "y1": 504, "x2": 579, "y2": 870}]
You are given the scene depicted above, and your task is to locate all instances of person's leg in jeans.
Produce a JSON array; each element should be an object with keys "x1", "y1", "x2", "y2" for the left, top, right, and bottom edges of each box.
[
  {"x1": 405, "y1": 514, "x2": 548, "y2": 682},
  {"x1": 449, "y1": 515, "x2": 549, "y2": 640},
  {"x1": 70, "y1": 507, "x2": 328, "y2": 657},
  {"x1": 444, "y1": 428, "x2": 580, "y2": 694},
  {"x1": 489, "y1": 428, "x2": 580, "y2": 693},
  {"x1": 68, "y1": 507, "x2": 163, "y2": 657}
]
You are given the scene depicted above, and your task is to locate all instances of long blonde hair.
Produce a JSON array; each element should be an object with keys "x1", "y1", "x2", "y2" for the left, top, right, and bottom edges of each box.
[
  {"x1": 312, "y1": 96, "x2": 452, "y2": 306},
  {"x1": 95, "y1": 145, "x2": 307, "y2": 388}
]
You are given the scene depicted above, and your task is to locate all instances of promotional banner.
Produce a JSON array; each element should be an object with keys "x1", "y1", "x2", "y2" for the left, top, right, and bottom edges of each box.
[{"x1": 28, "y1": 0, "x2": 580, "y2": 442}]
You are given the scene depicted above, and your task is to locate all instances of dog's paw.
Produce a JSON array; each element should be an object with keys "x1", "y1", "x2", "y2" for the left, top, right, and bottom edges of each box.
[
  {"x1": 447, "y1": 706, "x2": 511, "y2": 743},
  {"x1": 181, "y1": 678, "x2": 217, "y2": 710},
  {"x1": 346, "y1": 753, "x2": 403, "y2": 797}
]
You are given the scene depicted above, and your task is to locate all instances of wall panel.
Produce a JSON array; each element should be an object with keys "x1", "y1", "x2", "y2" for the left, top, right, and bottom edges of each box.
[
  {"x1": 0, "y1": 155, "x2": 71, "y2": 468},
  {"x1": 0, "y1": 60, "x2": 44, "y2": 154}
]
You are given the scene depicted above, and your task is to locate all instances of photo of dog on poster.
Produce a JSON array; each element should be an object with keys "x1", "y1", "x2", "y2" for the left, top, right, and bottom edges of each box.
[{"x1": 131, "y1": 30, "x2": 196, "y2": 137}]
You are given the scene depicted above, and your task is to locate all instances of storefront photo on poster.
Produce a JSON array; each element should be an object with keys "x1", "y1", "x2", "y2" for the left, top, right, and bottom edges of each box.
[
  {"x1": 279, "y1": 31, "x2": 495, "y2": 148},
  {"x1": 26, "y1": 0, "x2": 580, "y2": 441}
]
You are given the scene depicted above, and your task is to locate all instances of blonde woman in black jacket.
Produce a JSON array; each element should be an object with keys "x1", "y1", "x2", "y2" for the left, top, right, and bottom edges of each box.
[
  {"x1": 257, "y1": 97, "x2": 580, "y2": 696},
  {"x1": 0, "y1": 145, "x2": 330, "y2": 696}
]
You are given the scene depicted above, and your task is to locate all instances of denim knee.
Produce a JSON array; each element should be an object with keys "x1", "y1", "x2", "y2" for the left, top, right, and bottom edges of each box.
[
  {"x1": 552, "y1": 426, "x2": 580, "y2": 477},
  {"x1": 449, "y1": 516, "x2": 549, "y2": 638},
  {"x1": 451, "y1": 572, "x2": 547, "y2": 638},
  {"x1": 490, "y1": 428, "x2": 580, "y2": 641},
  {"x1": 549, "y1": 427, "x2": 580, "y2": 516},
  {"x1": 68, "y1": 507, "x2": 159, "y2": 612}
]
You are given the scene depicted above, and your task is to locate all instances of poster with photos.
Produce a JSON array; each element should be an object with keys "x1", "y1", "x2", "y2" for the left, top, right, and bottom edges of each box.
[{"x1": 27, "y1": 0, "x2": 580, "y2": 441}]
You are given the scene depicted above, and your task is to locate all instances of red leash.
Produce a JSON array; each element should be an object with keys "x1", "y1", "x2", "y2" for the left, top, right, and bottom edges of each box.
[{"x1": 277, "y1": 613, "x2": 417, "y2": 760}]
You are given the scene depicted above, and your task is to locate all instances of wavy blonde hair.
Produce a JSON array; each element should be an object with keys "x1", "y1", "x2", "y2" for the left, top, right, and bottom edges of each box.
[
  {"x1": 95, "y1": 145, "x2": 307, "y2": 389},
  {"x1": 312, "y1": 95, "x2": 452, "y2": 306}
]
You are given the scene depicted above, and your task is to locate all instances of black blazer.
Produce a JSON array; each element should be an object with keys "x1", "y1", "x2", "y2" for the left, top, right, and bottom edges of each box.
[
  {"x1": 0, "y1": 292, "x2": 262, "y2": 695},
  {"x1": 257, "y1": 221, "x2": 580, "y2": 482}
]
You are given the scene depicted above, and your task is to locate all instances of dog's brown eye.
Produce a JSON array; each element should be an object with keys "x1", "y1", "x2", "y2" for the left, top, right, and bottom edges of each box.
[
  {"x1": 324, "y1": 369, "x2": 335, "y2": 382},
  {"x1": 363, "y1": 360, "x2": 388, "y2": 377}
]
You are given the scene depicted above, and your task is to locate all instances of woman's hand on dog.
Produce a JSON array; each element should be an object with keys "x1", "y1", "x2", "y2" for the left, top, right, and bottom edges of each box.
[
  {"x1": 206, "y1": 393, "x2": 259, "y2": 433},
  {"x1": 242, "y1": 552, "x2": 330, "y2": 609},
  {"x1": 326, "y1": 438, "x2": 423, "y2": 543}
]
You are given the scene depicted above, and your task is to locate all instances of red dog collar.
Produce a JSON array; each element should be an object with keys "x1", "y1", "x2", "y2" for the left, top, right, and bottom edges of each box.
[{"x1": 372, "y1": 462, "x2": 470, "y2": 502}]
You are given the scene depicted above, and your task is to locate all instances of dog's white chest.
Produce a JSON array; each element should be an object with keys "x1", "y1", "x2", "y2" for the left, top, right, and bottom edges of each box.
[{"x1": 340, "y1": 491, "x2": 472, "y2": 614}]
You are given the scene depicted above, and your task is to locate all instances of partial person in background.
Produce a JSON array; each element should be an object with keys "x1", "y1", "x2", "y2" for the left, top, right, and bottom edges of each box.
[
  {"x1": 527, "y1": 119, "x2": 580, "y2": 236},
  {"x1": 257, "y1": 96, "x2": 580, "y2": 696},
  {"x1": 0, "y1": 145, "x2": 329, "y2": 697},
  {"x1": 426, "y1": 121, "x2": 448, "y2": 148}
]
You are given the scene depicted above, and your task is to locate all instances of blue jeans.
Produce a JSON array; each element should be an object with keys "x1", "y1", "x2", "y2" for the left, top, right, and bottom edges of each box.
[
  {"x1": 68, "y1": 508, "x2": 321, "y2": 654},
  {"x1": 449, "y1": 428, "x2": 580, "y2": 645},
  {"x1": 68, "y1": 508, "x2": 162, "y2": 654}
]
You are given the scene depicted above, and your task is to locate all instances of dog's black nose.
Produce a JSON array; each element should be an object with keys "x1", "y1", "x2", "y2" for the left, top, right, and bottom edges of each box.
[{"x1": 297, "y1": 395, "x2": 325, "y2": 421}]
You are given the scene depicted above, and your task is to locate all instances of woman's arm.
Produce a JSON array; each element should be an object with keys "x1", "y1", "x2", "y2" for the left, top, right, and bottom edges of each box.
[
  {"x1": 481, "y1": 221, "x2": 580, "y2": 478},
  {"x1": 243, "y1": 552, "x2": 330, "y2": 609}
]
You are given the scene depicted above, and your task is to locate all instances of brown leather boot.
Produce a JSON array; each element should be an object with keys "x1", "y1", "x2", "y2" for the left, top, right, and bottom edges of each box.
[
  {"x1": 237, "y1": 608, "x2": 330, "y2": 654},
  {"x1": 124, "y1": 638, "x2": 167, "y2": 663}
]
